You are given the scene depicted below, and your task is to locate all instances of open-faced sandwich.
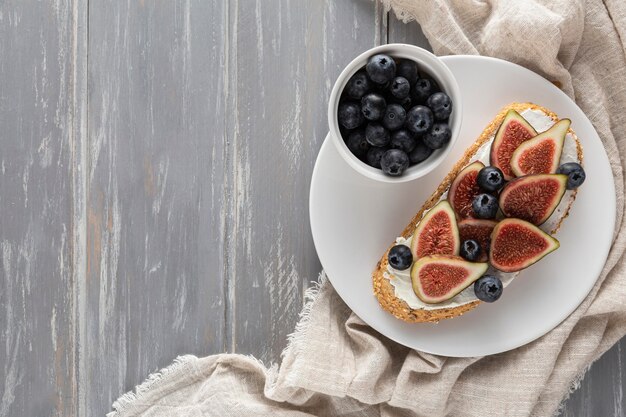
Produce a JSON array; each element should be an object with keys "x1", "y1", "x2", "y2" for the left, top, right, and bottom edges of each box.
[{"x1": 373, "y1": 102, "x2": 586, "y2": 323}]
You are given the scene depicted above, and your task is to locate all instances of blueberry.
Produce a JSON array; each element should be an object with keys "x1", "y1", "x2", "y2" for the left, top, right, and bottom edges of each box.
[
  {"x1": 474, "y1": 275, "x2": 503, "y2": 303},
  {"x1": 427, "y1": 92, "x2": 452, "y2": 121},
  {"x1": 411, "y1": 78, "x2": 435, "y2": 104},
  {"x1": 380, "y1": 149, "x2": 409, "y2": 176},
  {"x1": 345, "y1": 130, "x2": 370, "y2": 158},
  {"x1": 472, "y1": 193, "x2": 498, "y2": 219},
  {"x1": 338, "y1": 102, "x2": 364, "y2": 130},
  {"x1": 365, "y1": 123, "x2": 390, "y2": 147},
  {"x1": 366, "y1": 54, "x2": 396, "y2": 84},
  {"x1": 382, "y1": 104, "x2": 407, "y2": 131},
  {"x1": 423, "y1": 123, "x2": 451, "y2": 150},
  {"x1": 460, "y1": 239, "x2": 481, "y2": 262},
  {"x1": 408, "y1": 139, "x2": 433, "y2": 164},
  {"x1": 373, "y1": 81, "x2": 391, "y2": 94},
  {"x1": 366, "y1": 147, "x2": 387, "y2": 168},
  {"x1": 477, "y1": 166, "x2": 505, "y2": 192},
  {"x1": 361, "y1": 93, "x2": 386, "y2": 121},
  {"x1": 557, "y1": 162, "x2": 586, "y2": 190},
  {"x1": 405, "y1": 105, "x2": 434, "y2": 135},
  {"x1": 388, "y1": 244, "x2": 413, "y2": 270},
  {"x1": 424, "y1": 76, "x2": 441, "y2": 93},
  {"x1": 390, "y1": 129, "x2": 417, "y2": 153},
  {"x1": 344, "y1": 71, "x2": 371, "y2": 100},
  {"x1": 396, "y1": 59, "x2": 419, "y2": 85},
  {"x1": 386, "y1": 93, "x2": 412, "y2": 110},
  {"x1": 390, "y1": 76, "x2": 411, "y2": 99}
]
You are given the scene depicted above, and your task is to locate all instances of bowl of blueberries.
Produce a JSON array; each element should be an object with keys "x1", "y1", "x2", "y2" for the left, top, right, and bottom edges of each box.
[{"x1": 328, "y1": 44, "x2": 462, "y2": 182}]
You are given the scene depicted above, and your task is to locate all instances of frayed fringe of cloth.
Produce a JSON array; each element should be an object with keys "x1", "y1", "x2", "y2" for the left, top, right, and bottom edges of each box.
[
  {"x1": 107, "y1": 355, "x2": 196, "y2": 417},
  {"x1": 380, "y1": 0, "x2": 416, "y2": 24},
  {"x1": 107, "y1": 271, "x2": 328, "y2": 417},
  {"x1": 551, "y1": 364, "x2": 592, "y2": 417},
  {"x1": 282, "y1": 271, "x2": 327, "y2": 359},
  {"x1": 108, "y1": 266, "x2": 599, "y2": 417}
]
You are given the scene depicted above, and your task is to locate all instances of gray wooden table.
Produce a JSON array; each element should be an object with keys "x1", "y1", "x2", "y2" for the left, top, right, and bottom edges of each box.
[{"x1": 0, "y1": 1, "x2": 623, "y2": 416}]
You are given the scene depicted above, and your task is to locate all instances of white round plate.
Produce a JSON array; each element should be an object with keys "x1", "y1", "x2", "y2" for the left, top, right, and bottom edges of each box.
[{"x1": 309, "y1": 55, "x2": 616, "y2": 357}]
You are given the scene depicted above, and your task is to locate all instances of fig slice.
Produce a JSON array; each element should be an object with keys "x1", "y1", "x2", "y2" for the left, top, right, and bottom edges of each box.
[
  {"x1": 510, "y1": 119, "x2": 570, "y2": 177},
  {"x1": 411, "y1": 200, "x2": 460, "y2": 259},
  {"x1": 489, "y1": 218, "x2": 559, "y2": 272},
  {"x1": 411, "y1": 255, "x2": 488, "y2": 304},
  {"x1": 490, "y1": 109, "x2": 537, "y2": 180},
  {"x1": 448, "y1": 161, "x2": 485, "y2": 219},
  {"x1": 499, "y1": 174, "x2": 567, "y2": 225},
  {"x1": 458, "y1": 219, "x2": 498, "y2": 262}
]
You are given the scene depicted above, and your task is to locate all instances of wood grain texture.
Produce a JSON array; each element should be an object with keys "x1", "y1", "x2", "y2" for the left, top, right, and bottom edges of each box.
[
  {"x1": 84, "y1": 0, "x2": 227, "y2": 413},
  {"x1": 560, "y1": 342, "x2": 626, "y2": 417},
  {"x1": 0, "y1": 1, "x2": 79, "y2": 416},
  {"x1": 0, "y1": 3, "x2": 624, "y2": 416},
  {"x1": 225, "y1": 0, "x2": 386, "y2": 363},
  {"x1": 388, "y1": 12, "x2": 430, "y2": 52}
]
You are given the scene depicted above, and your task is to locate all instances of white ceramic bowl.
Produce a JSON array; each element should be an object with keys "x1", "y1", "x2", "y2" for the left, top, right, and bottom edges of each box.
[{"x1": 328, "y1": 44, "x2": 463, "y2": 183}]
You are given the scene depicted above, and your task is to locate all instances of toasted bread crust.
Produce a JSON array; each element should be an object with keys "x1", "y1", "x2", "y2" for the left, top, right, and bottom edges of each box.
[{"x1": 373, "y1": 102, "x2": 584, "y2": 323}]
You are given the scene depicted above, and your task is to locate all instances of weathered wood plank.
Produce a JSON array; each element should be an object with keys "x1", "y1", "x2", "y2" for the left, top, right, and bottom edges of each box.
[
  {"x1": 559, "y1": 341, "x2": 625, "y2": 417},
  {"x1": 0, "y1": 3, "x2": 621, "y2": 416},
  {"x1": 225, "y1": 0, "x2": 385, "y2": 364},
  {"x1": 84, "y1": 0, "x2": 227, "y2": 413},
  {"x1": 387, "y1": 13, "x2": 431, "y2": 51},
  {"x1": 0, "y1": 1, "x2": 79, "y2": 416}
]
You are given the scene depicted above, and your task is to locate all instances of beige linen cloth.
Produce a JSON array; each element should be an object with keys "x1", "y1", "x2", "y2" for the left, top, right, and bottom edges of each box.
[{"x1": 109, "y1": 1, "x2": 626, "y2": 416}]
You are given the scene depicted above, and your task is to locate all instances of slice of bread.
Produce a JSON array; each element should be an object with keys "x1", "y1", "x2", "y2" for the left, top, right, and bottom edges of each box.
[{"x1": 373, "y1": 102, "x2": 584, "y2": 323}]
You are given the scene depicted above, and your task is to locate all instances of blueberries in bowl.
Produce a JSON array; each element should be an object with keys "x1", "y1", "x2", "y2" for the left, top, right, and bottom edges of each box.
[
  {"x1": 338, "y1": 102, "x2": 364, "y2": 130},
  {"x1": 390, "y1": 130, "x2": 417, "y2": 153},
  {"x1": 396, "y1": 59, "x2": 419, "y2": 85},
  {"x1": 345, "y1": 71, "x2": 371, "y2": 100},
  {"x1": 345, "y1": 130, "x2": 370, "y2": 159},
  {"x1": 338, "y1": 53, "x2": 455, "y2": 177},
  {"x1": 382, "y1": 104, "x2": 407, "y2": 131},
  {"x1": 390, "y1": 76, "x2": 411, "y2": 99},
  {"x1": 406, "y1": 105, "x2": 433, "y2": 135},
  {"x1": 411, "y1": 78, "x2": 435, "y2": 104},
  {"x1": 365, "y1": 123, "x2": 391, "y2": 147},
  {"x1": 427, "y1": 92, "x2": 453, "y2": 121},
  {"x1": 380, "y1": 149, "x2": 410, "y2": 176},
  {"x1": 361, "y1": 93, "x2": 386, "y2": 121},
  {"x1": 423, "y1": 123, "x2": 451, "y2": 150},
  {"x1": 372, "y1": 80, "x2": 391, "y2": 94},
  {"x1": 366, "y1": 54, "x2": 397, "y2": 84},
  {"x1": 398, "y1": 96, "x2": 413, "y2": 110},
  {"x1": 366, "y1": 147, "x2": 387, "y2": 168},
  {"x1": 409, "y1": 139, "x2": 433, "y2": 164}
]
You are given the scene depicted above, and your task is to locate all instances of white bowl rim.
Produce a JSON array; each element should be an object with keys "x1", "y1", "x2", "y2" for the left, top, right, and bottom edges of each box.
[{"x1": 328, "y1": 43, "x2": 463, "y2": 183}]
